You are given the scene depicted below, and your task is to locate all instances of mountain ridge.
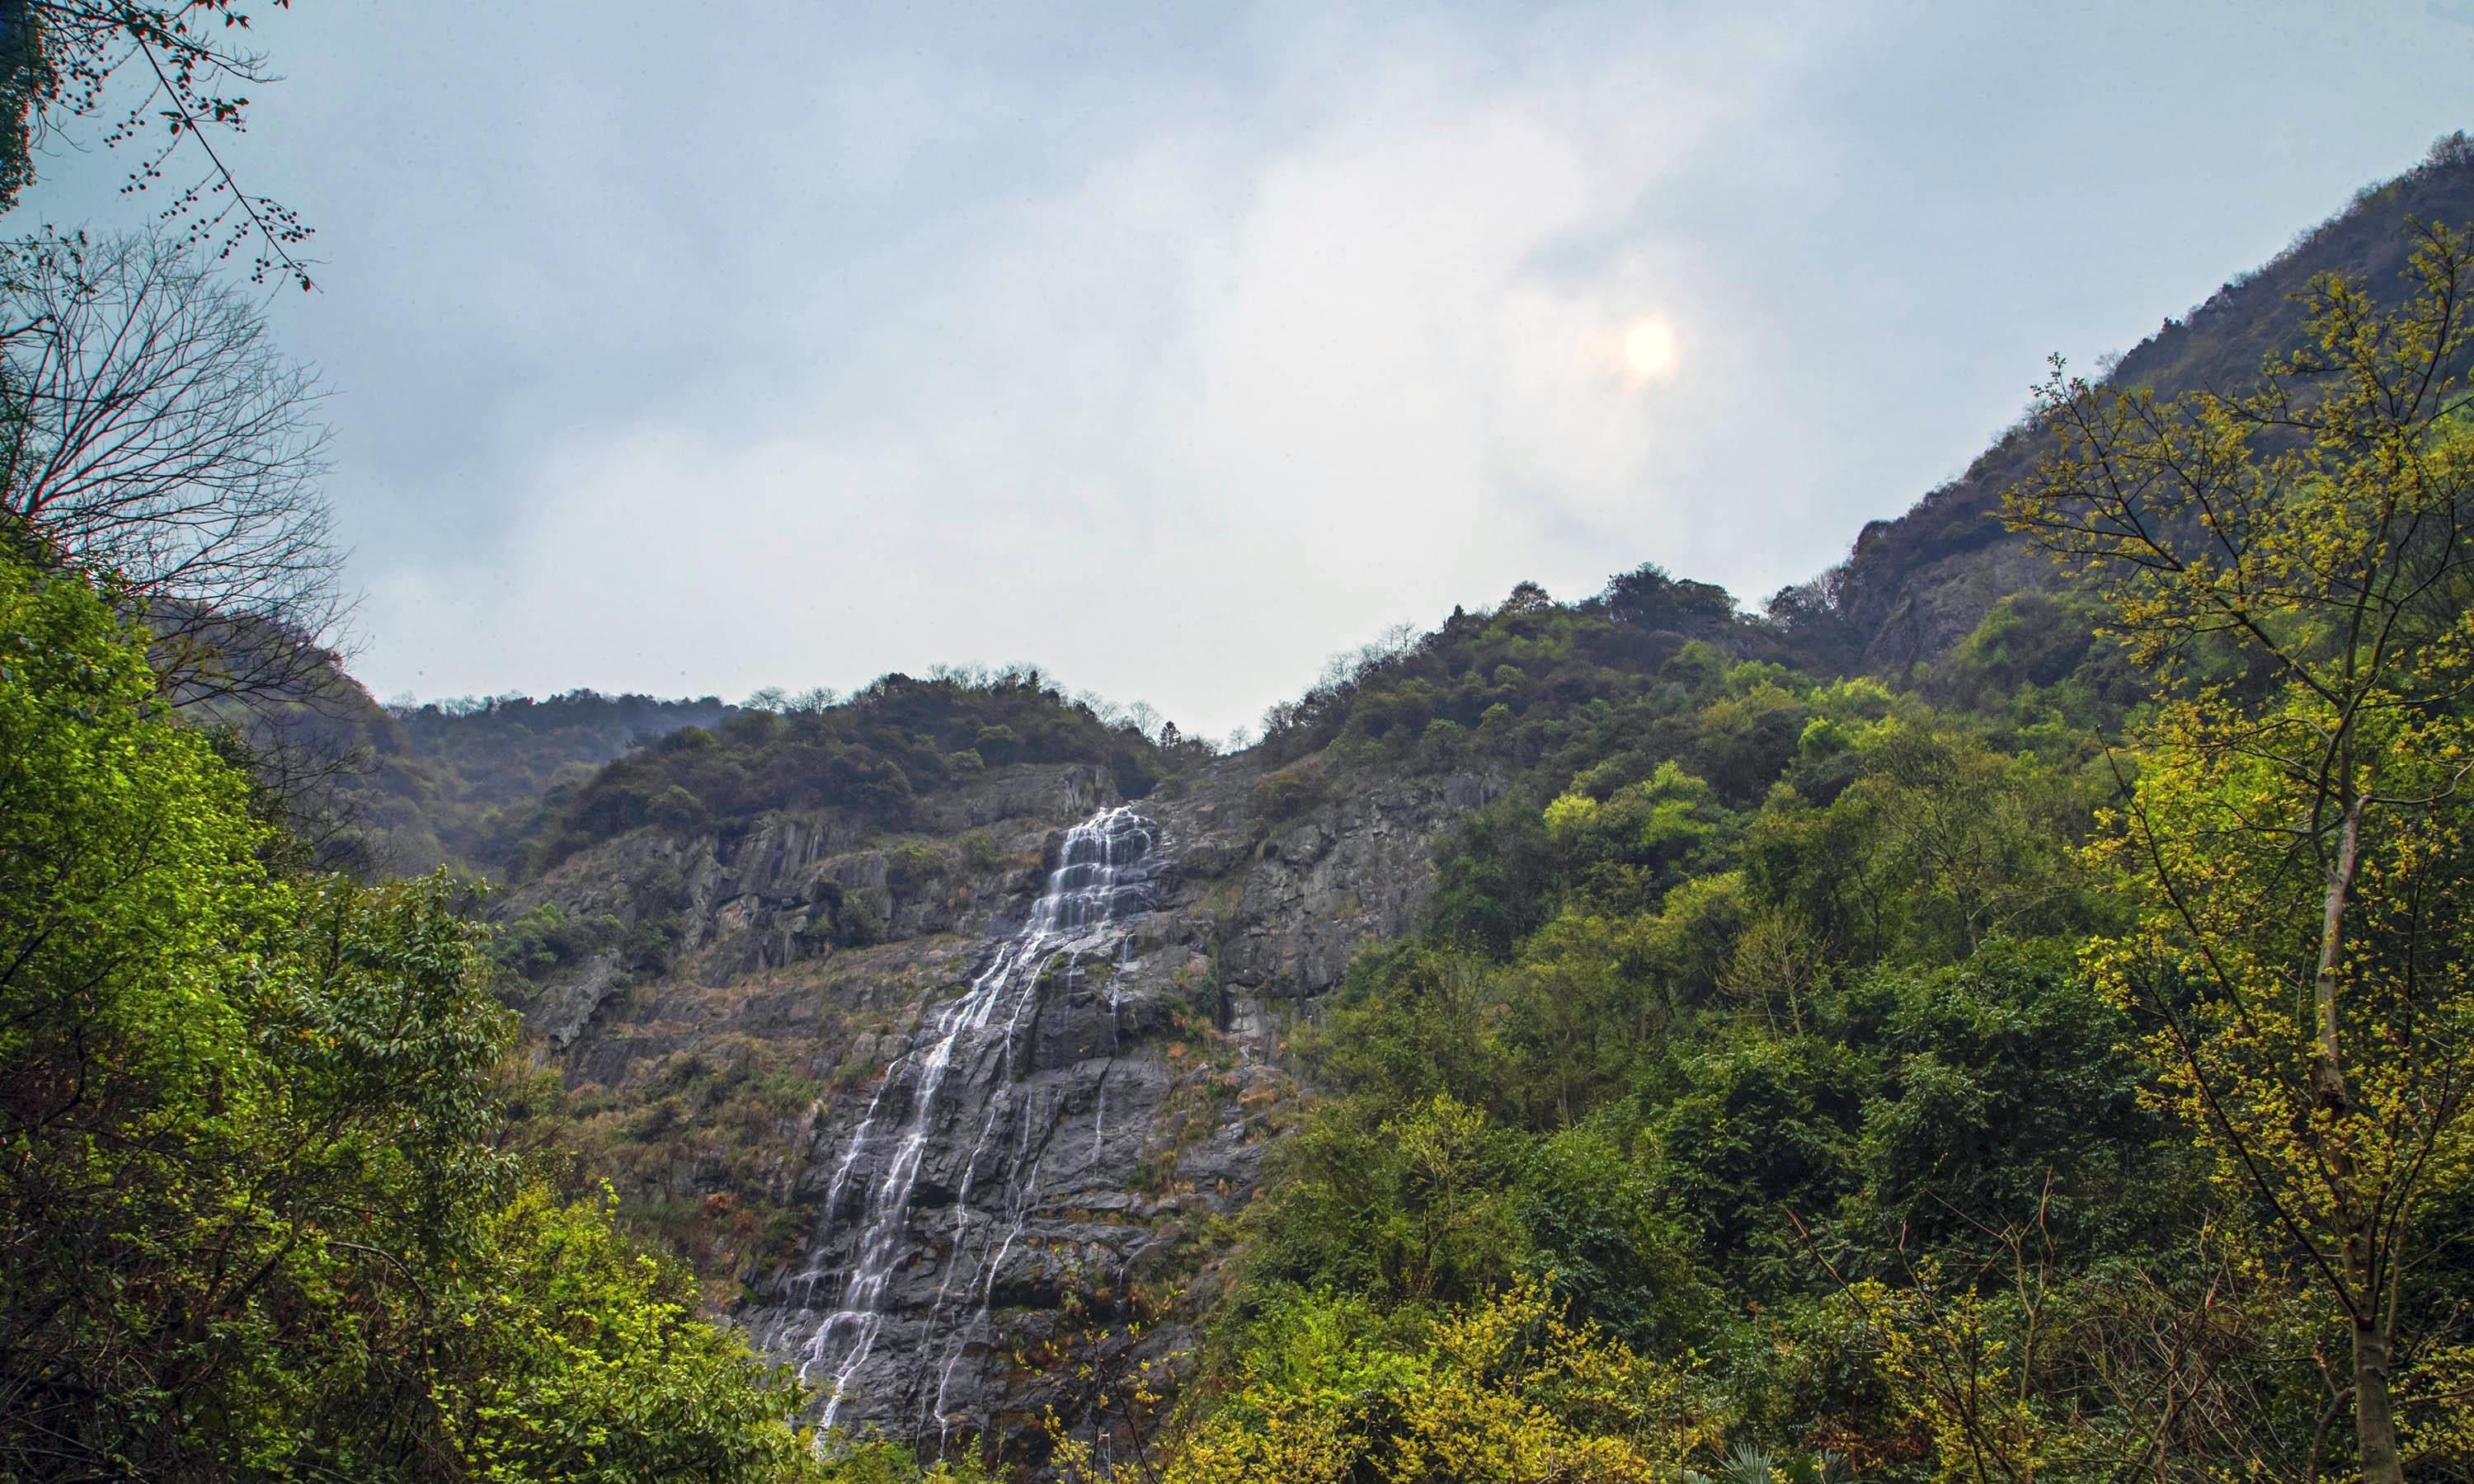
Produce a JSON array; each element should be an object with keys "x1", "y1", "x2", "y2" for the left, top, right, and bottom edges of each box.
[{"x1": 1813, "y1": 131, "x2": 2474, "y2": 672}]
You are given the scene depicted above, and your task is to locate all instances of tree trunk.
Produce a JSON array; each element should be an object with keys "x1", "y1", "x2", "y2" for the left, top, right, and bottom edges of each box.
[
  {"x1": 2312, "y1": 794, "x2": 2367, "y2": 1109},
  {"x1": 2321, "y1": 791, "x2": 2397, "y2": 1481},
  {"x1": 2352, "y1": 1310, "x2": 2405, "y2": 1484}
]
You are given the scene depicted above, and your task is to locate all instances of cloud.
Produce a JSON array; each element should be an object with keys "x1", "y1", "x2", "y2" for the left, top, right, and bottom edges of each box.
[
  {"x1": 360, "y1": 5, "x2": 1836, "y2": 736},
  {"x1": 138, "y1": 0, "x2": 2449, "y2": 742}
]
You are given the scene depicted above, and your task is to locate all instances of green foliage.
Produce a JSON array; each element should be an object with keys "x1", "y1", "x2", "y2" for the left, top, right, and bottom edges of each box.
[
  {"x1": 812, "y1": 1437, "x2": 1003, "y2": 1482},
  {"x1": 438, "y1": 1182, "x2": 821, "y2": 1482},
  {"x1": 0, "y1": 552, "x2": 823, "y2": 1480},
  {"x1": 2004, "y1": 224, "x2": 2474, "y2": 1484},
  {"x1": 1604, "y1": 562, "x2": 1738, "y2": 632},
  {"x1": 1251, "y1": 764, "x2": 1328, "y2": 822},
  {"x1": 532, "y1": 668, "x2": 1173, "y2": 871},
  {"x1": 492, "y1": 897, "x2": 630, "y2": 983},
  {"x1": 1164, "y1": 211, "x2": 2474, "y2": 1484},
  {"x1": 1197, "y1": 588, "x2": 2260, "y2": 1482},
  {"x1": 1151, "y1": 1283, "x2": 1722, "y2": 1484},
  {"x1": 351, "y1": 688, "x2": 732, "y2": 874},
  {"x1": 1928, "y1": 590, "x2": 2136, "y2": 720},
  {"x1": 1254, "y1": 578, "x2": 1804, "y2": 775}
]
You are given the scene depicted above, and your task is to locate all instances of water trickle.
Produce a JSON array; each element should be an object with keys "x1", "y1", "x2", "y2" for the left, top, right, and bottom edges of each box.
[
  {"x1": 1091, "y1": 936, "x2": 1132, "y2": 1169},
  {"x1": 788, "y1": 805, "x2": 1161, "y2": 1435}
]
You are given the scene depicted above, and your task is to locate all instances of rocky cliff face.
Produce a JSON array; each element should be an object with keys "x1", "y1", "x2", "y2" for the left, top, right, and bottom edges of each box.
[{"x1": 502, "y1": 750, "x2": 1500, "y2": 1460}]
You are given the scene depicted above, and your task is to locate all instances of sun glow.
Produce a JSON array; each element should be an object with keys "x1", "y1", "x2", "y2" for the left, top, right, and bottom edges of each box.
[{"x1": 1620, "y1": 316, "x2": 1679, "y2": 383}]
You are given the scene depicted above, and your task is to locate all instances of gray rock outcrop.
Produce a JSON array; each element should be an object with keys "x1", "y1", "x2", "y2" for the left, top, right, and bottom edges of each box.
[{"x1": 504, "y1": 754, "x2": 1502, "y2": 1461}]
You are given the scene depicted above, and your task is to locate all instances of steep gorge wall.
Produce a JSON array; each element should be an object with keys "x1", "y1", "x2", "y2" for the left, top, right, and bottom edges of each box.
[{"x1": 501, "y1": 750, "x2": 1500, "y2": 1457}]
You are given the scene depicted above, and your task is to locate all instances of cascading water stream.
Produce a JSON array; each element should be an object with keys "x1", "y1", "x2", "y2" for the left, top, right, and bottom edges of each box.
[{"x1": 789, "y1": 805, "x2": 1160, "y2": 1434}]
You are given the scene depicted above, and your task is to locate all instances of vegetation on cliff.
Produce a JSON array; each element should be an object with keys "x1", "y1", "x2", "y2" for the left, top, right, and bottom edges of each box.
[
  {"x1": 1077, "y1": 224, "x2": 2474, "y2": 1484},
  {"x1": 523, "y1": 668, "x2": 1192, "y2": 876}
]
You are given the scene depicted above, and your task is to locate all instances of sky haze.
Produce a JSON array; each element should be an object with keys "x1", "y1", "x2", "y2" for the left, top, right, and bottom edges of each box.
[{"x1": 28, "y1": 0, "x2": 2474, "y2": 736}]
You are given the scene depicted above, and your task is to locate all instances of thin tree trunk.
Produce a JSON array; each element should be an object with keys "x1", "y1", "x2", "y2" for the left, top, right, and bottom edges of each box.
[
  {"x1": 2317, "y1": 787, "x2": 2400, "y2": 1481},
  {"x1": 2312, "y1": 794, "x2": 2367, "y2": 1109},
  {"x1": 2351, "y1": 1303, "x2": 2405, "y2": 1484}
]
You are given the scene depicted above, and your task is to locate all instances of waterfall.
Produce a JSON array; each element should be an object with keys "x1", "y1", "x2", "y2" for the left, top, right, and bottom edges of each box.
[
  {"x1": 1092, "y1": 936, "x2": 1131, "y2": 1168},
  {"x1": 790, "y1": 805, "x2": 1161, "y2": 1435}
]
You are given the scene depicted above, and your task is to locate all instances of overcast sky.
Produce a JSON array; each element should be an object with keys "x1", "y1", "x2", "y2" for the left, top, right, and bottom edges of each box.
[{"x1": 26, "y1": 0, "x2": 2474, "y2": 738}]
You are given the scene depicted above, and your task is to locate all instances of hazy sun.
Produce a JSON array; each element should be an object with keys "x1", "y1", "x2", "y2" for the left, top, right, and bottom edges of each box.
[{"x1": 1620, "y1": 317, "x2": 1679, "y2": 382}]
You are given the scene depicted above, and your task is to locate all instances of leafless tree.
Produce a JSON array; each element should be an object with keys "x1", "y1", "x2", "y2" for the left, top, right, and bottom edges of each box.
[{"x1": 0, "y1": 228, "x2": 344, "y2": 707}]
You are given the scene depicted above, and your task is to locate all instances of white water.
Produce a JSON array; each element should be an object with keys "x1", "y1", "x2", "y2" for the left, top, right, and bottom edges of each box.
[{"x1": 791, "y1": 805, "x2": 1159, "y2": 1433}]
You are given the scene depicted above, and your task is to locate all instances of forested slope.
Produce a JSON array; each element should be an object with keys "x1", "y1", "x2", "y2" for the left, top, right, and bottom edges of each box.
[
  {"x1": 401, "y1": 162, "x2": 2474, "y2": 1482},
  {"x1": 0, "y1": 547, "x2": 846, "y2": 1481},
  {"x1": 1808, "y1": 132, "x2": 2474, "y2": 674},
  {"x1": 1103, "y1": 208, "x2": 2474, "y2": 1484}
]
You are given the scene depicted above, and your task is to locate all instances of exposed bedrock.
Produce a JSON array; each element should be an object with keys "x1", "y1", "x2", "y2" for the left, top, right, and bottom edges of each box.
[{"x1": 503, "y1": 755, "x2": 1502, "y2": 1456}]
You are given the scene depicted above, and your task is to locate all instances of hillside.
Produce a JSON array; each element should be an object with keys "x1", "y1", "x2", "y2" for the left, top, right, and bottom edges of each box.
[
  {"x1": 195, "y1": 674, "x2": 737, "y2": 873},
  {"x1": 361, "y1": 689, "x2": 735, "y2": 871},
  {"x1": 483, "y1": 568, "x2": 2145, "y2": 1463},
  {"x1": 427, "y1": 143, "x2": 2474, "y2": 1477},
  {"x1": 115, "y1": 137, "x2": 2471, "y2": 1477},
  {"x1": 1809, "y1": 131, "x2": 2474, "y2": 672}
]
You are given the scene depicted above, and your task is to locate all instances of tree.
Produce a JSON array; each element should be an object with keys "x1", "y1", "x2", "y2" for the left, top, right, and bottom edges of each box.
[
  {"x1": 0, "y1": 548, "x2": 827, "y2": 1480},
  {"x1": 0, "y1": 546, "x2": 467, "y2": 1474},
  {"x1": 2004, "y1": 222, "x2": 2474, "y2": 1482},
  {"x1": 0, "y1": 228, "x2": 340, "y2": 703},
  {"x1": 438, "y1": 1183, "x2": 826, "y2": 1484},
  {"x1": 0, "y1": 0, "x2": 313, "y2": 286},
  {"x1": 1603, "y1": 561, "x2": 1735, "y2": 632},
  {"x1": 1122, "y1": 1284, "x2": 1719, "y2": 1484}
]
